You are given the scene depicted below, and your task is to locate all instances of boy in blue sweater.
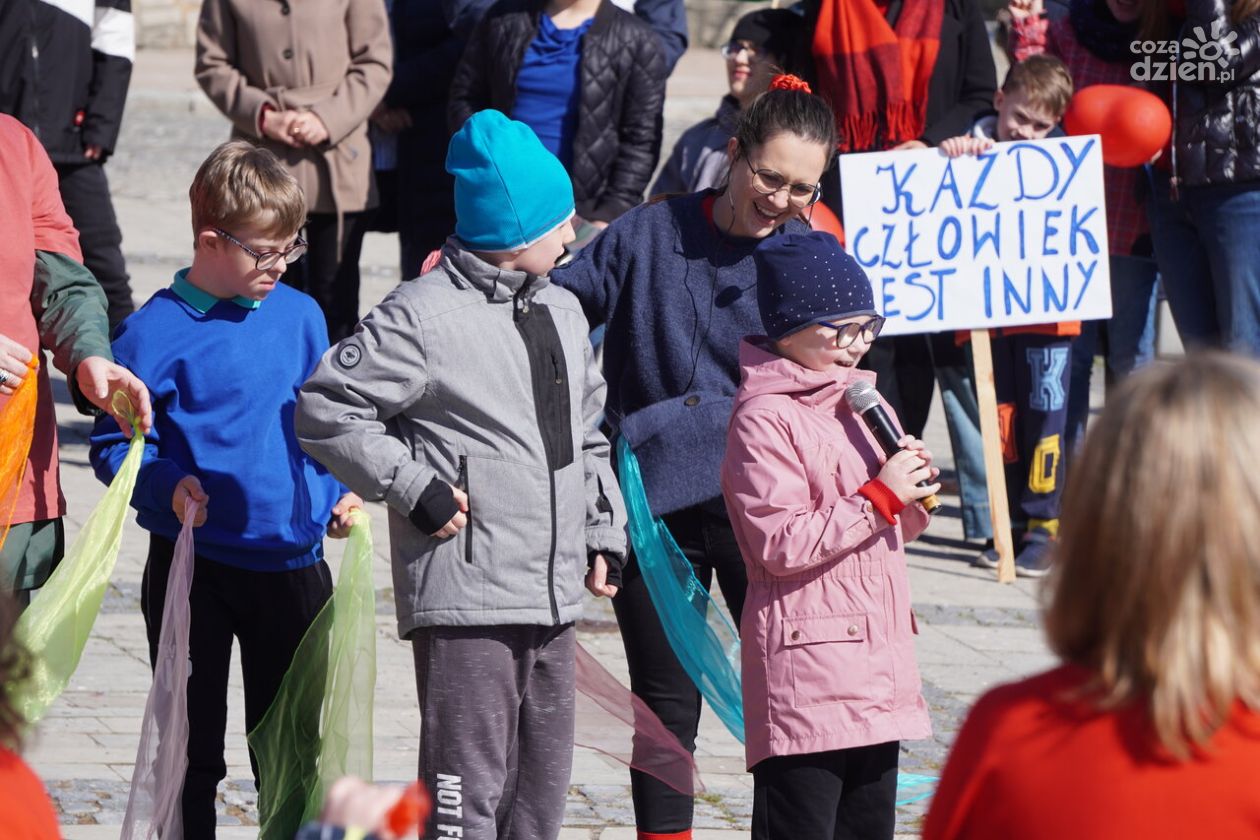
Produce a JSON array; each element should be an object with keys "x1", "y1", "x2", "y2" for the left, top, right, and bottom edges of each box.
[{"x1": 89, "y1": 140, "x2": 361, "y2": 839}]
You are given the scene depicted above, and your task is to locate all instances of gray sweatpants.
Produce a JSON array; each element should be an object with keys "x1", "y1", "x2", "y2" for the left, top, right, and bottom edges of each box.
[{"x1": 412, "y1": 623, "x2": 576, "y2": 840}]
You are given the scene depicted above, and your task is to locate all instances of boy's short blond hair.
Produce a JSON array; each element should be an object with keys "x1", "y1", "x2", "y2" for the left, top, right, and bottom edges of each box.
[
  {"x1": 189, "y1": 140, "x2": 306, "y2": 241},
  {"x1": 1003, "y1": 54, "x2": 1074, "y2": 120}
]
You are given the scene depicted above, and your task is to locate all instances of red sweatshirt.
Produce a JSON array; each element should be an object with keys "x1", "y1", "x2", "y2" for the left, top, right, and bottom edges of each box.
[
  {"x1": 0, "y1": 747, "x2": 60, "y2": 838},
  {"x1": 924, "y1": 664, "x2": 1260, "y2": 840}
]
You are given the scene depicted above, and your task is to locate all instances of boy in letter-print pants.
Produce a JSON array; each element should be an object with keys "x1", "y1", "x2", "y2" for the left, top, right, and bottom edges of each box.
[{"x1": 993, "y1": 332, "x2": 1071, "y2": 578}]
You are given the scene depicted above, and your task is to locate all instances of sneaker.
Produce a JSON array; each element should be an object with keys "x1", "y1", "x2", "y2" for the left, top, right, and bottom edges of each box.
[
  {"x1": 1014, "y1": 537, "x2": 1053, "y2": 578},
  {"x1": 971, "y1": 539, "x2": 999, "y2": 569}
]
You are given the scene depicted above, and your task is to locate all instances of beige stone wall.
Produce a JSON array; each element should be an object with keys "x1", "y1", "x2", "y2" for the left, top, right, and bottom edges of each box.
[{"x1": 135, "y1": 0, "x2": 200, "y2": 48}]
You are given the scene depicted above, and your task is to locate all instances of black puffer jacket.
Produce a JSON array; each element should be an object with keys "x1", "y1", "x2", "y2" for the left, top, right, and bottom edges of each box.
[
  {"x1": 448, "y1": 0, "x2": 666, "y2": 222},
  {"x1": 1175, "y1": 0, "x2": 1260, "y2": 187}
]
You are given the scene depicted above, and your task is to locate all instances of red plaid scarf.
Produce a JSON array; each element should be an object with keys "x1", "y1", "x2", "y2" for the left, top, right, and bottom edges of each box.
[{"x1": 812, "y1": 0, "x2": 943, "y2": 152}]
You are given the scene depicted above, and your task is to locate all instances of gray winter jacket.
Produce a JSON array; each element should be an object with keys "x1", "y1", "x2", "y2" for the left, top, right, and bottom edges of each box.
[{"x1": 295, "y1": 241, "x2": 627, "y2": 636}]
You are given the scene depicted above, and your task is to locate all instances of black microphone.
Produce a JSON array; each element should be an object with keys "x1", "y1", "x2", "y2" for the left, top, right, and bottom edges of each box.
[{"x1": 844, "y1": 380, "x2": 941, "y2": 514}]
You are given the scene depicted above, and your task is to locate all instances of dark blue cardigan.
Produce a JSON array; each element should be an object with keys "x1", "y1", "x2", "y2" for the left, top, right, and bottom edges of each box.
[{"x1": 553, "y1": 190, "x2": 807, "y2": 515}]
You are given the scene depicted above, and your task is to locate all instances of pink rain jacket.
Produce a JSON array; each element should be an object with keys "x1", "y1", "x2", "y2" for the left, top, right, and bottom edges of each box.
[{"x1": 721, "y1": 338, "x2": 933, "y2": 769}]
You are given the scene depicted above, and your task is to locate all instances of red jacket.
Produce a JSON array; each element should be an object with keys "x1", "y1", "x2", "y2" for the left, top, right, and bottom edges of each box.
[
  {"x1": 924, "y1": 664, "x2": 1260, "y2": 840},
  {"x1": 0, "y1": 114, "x2": 83, "y2": 525},
  {"x1": 0, "y1": 747, "x2": 60, "y2": 839}
]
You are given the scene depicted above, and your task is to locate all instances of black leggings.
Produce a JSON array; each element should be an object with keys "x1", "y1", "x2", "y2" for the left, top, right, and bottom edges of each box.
[
  {"x1": 611, "y1": 504, "x2": 747, "y2": 833},
  {"x1": 287, "y1": 211, "x2": 370, "y2": 343},
  {"x1": 752, "y1": 742, "x2": 900, "y2": 840}
]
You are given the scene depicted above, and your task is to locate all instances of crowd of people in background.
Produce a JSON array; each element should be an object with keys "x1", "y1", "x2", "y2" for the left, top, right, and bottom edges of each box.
[{"x1": 3, "y1": 0, "x2": 1260, "y2": 838}]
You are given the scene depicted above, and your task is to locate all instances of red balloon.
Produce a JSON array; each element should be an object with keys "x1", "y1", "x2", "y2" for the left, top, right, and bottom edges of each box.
[
  {"x1": 807, "y1": 201, "x2": 846, "y2": 246},
  {"x1": 1062, "y1": 84, "x2": 1172, "y2": 168}
]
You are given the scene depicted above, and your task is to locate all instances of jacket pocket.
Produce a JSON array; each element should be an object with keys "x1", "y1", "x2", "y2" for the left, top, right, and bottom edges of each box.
[
  {"x1": 783, "y1": 614, "x2": 872, "y2": 708},
  {"x1": 463, "y1": 454, "x2": 552, "y2": 571}
]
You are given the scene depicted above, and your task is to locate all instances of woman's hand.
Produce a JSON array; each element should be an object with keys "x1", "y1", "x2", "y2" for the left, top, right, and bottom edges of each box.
[
  {"x1": 289, "y1": 111, "x2": 331, "y2": 146},
  {"x1": 262, "y1": 108, "x2": 302, "y2": 147},
  {"x1": 76, "y1": 355, "x2": 153, "y2": 436},
  {"x1": 0, "y1": 333, "x2": 33, "y2": 397},
  {"x1": 892, "y1": 139, "x2": 928, "y2": 151}
]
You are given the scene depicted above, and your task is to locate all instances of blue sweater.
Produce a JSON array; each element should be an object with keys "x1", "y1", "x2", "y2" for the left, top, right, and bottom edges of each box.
[
  {"x1": 511, "y1": 14, "x2": 592, "y2": 169},
  {"x1": 89, "y1": 275, "x2": 343, "y2": 571},
  {"x1": 552, "y1": 190, "x2": 808, "y2": 515}
]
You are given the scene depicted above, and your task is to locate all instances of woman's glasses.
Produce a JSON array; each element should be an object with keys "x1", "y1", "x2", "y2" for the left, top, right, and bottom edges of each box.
[
  {"x1": 744, "y1": 157, "x2": 822, "y2": 208},
  {"x1": 819, "y1": 316, "x2": 885, "y2": 349},
  {"x1": 214, "y1": 227, "x2": 308, "y2": 271}
]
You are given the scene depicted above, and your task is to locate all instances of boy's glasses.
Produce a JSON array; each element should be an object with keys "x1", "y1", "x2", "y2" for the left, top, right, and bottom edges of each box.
[
  {"x1": 819, "y1": 316, "x2": 885, "y2": 349},
  {"x1": 214, "y1": 227, "x2": 307, "y2": 271},
  {"x1": 721, "y1": 40, "x2": 768, "y2": 61},
  {"x1": 744, "y1": 156, "x2": 822, "y2": 208}
]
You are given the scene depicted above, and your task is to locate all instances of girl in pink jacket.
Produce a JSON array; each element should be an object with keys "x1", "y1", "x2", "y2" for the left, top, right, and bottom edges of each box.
[{"x1": 721, "y1": 231, "x2": 937, "y2": 839}]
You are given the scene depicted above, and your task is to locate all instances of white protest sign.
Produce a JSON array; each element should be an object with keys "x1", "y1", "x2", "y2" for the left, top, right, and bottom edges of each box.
[{"x1": 839, "y1": 135, "x2": 1111, "y2": 336}]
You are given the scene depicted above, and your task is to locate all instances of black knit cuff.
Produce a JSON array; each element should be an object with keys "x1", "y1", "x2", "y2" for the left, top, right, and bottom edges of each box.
[
  {"x1": 588, "y1": 550, "x2": 625, "y2": 588},
  {"x1": 409, "y1": 477, "x2": 459, "y2": 535}
]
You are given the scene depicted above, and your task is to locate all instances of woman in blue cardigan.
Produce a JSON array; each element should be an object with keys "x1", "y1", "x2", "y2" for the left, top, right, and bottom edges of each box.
[{"x1": 552, "y1": 78, "x2": 837, "y2": 840}]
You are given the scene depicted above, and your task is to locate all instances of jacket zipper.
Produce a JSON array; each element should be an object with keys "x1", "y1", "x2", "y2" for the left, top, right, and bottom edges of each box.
[
  {"x1": 511, "y1": 281, "x2": 569, "y2": 624},
  {"x1": 457, "y1": 456, "x2": 472, "y2": 564},
  {"x1": 547, "y1": 469, "x2": 559, "y2": 623}
]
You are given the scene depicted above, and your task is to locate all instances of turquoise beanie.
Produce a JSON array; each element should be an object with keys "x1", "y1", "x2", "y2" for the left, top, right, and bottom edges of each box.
[{"x1": 446, "y1": 110, "x2": 575, "y2": 252}]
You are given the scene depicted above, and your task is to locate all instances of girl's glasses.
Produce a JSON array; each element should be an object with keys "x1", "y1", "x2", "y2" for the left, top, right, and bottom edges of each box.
[
  {"x1": 744, "y1": 156, "x2": 822, "y2": 208},
  {"x1": 819, "y1": 316, "x2": 885, "y2": 349},
  {"x1": 214, "y1": 227, "x2": 308, "y2": 271}
]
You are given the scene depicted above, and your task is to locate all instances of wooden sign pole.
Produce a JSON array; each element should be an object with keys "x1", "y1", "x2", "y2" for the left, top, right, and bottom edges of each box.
[{"x1": 969, "y1": 329, "x2": 1016, "y2": 583}]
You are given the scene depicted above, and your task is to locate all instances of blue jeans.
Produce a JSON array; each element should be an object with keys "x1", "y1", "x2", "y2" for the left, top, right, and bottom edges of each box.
[
  {"x1": 1147, "y1": 168, "x2": 1260, "y2": 354},
  {"x1": 1065, "y1": 254, "x2": 1158, "y2": 455},
  {"x1": 936, "y1": 356, "x2": 991, "y2": 541}
]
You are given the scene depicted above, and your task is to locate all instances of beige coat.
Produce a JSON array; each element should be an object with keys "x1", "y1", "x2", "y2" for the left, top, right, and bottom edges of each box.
[{"x1": 195, "y1": 0, "x2": 393, "y2": 216}]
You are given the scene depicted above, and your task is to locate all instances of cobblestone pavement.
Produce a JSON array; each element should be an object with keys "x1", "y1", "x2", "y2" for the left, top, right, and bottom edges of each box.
[{"x1": 31, "y1": 47, "x2": 1067, "y2": 839}]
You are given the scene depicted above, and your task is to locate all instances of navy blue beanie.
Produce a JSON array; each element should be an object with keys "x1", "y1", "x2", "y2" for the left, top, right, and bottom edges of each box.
[
  {"x1": 754, "y1": 231, "x2": 878, "y2": 340},
  {"x1": 446, "y1": 110, "x2": 575, "y2": 252}
]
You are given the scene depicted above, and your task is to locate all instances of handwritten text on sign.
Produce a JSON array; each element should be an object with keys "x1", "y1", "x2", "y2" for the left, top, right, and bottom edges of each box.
[{"x1": 838, "y1": 136, "x2": 1111, "y2": 336}]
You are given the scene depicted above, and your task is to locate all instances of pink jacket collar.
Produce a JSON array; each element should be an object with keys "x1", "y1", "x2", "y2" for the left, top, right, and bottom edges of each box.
[{"x1": 735, "y1": 337, "x2": 877, "y2": 412}]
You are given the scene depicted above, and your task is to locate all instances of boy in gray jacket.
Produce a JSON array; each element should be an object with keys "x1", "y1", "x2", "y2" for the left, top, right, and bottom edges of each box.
[{"x1": 295, "y1": 110, "x2": 627, "y2": 840}]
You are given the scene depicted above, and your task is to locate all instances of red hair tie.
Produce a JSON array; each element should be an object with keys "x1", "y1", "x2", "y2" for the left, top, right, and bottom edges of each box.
[{"x1": 770, "y1": 74, "x2": 812, "y2": 94}]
